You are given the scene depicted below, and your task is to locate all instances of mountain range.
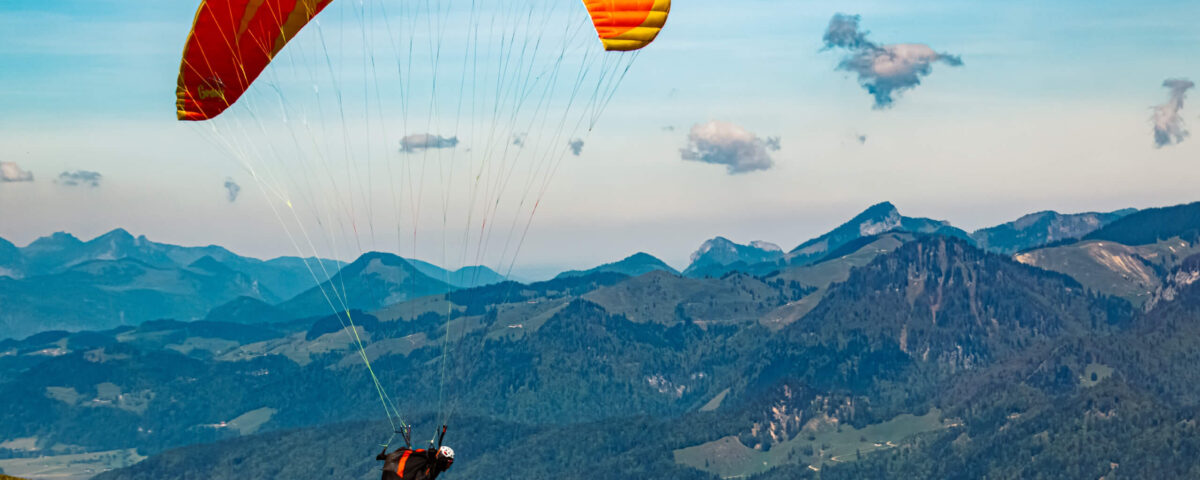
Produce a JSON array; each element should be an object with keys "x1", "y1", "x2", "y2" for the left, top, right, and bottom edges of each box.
[
  {"x1": 0, "y1": 231, "x2": 507, "y2": 339},
  {"x1": 4, "y1": 200, "x2": 1200, "y2": 479},
  {"x1": 670, "y1": 201, "x2": 1134, "y2": 280},
  {"x1": 0, "y1": 201, "x2": 1157, "y2": 341},
  {"x1": 972, "y1": 208, "x2": 1136, "y2": 254}
]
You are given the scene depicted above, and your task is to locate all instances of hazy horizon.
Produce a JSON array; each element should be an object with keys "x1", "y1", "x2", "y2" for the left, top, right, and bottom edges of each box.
[{"x1": 3, "y1": 0, "x2": 1199, "y2": 277}]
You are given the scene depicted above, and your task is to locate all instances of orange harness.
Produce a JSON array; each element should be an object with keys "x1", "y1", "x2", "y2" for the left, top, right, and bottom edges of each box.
[{"x1": 395, "y1": 449, "x2": 414, "y2": 477}]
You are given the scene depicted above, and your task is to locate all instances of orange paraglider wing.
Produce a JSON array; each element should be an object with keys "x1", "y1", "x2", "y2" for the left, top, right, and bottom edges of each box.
[
  {"x1": 582, "y1": 0, "x2": 671, "y2": 52},
  {"x1": 176, "y1": 0, "x2": 333, "y2": 121}
]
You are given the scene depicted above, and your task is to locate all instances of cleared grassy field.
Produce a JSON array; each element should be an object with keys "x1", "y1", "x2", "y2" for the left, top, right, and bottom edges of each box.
[
  {"x1": 674, "y1": 409, "x2": 945, "y2": 478},
  {"x1": 699, "y1": 388, "x2": 731, "y2": 412},
  {"x1": 0, "y1": 438, "x2": 38, "y2": 452},
  {"x1": 228, "y1": 407, "x2": 278, "y2": 435},
  {"x1": 0, "y1": 449, "x2": 144, "y2": 480},
  {"x1": 1080, "y1": 363, "x2": 1115, "y2": 388},
  {"x1": 1016, "y1": 237, "x2": 1200, "y2": 305}
]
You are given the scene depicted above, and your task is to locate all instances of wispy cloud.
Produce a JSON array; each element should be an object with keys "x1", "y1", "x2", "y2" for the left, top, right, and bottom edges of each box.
[
  {"x1": 224, "y1": 178, "x2": 241, "y2": 202},
  {"x1": 0, "y1": 162, "x2": 33, "y2": 182},
  {"x1": 1152, "y1": 78, "x2": 1194, "y2": 148},
  {"x1": 823, "y1": 14, "x2": 963, "y2": 109},
  {"x1": 568, "y1": 138, "x2": 584, "y2": 156},
  {"x1": 399, "y1": 133, "x2": 459, "y2": 153},
  {"x1": 56, "y1": 170, "x2": 101, "y2": 187},
  {"x1": 680, "y1": 121, "x2": 780, "y2": 175}
]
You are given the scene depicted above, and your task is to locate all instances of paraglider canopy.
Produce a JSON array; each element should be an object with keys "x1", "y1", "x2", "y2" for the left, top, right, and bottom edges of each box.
[
  {"x1": 177, "y1": 0, "x2": 670, "y2": 121},
  {"x1": 583, "y1": 0, "x2": 671, "y2": 51},
  {"x1": 176, "y1": 0, "x2": 334, "y2": 121}
]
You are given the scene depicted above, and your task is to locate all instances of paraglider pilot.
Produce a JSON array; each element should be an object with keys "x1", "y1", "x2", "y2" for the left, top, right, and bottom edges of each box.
[{"x1": 378, "y1": 426, "x2": 454, "y2": 480}]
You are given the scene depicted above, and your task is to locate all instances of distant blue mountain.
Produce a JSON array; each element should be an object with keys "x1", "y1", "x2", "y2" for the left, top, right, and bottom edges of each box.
[
  {"x1": 404, "y1": 258, "x2": 508, "y2": 288},
  {"x1": 971, "y1": 209, "x2": 1136, "y2": 254},
  {"x1": 3, "y1": 228, "x2": 339, "y2": 300},
  {"x1": 683, "y1": 237, "x2": 783, "y2": 278},
  {"x1": 203, "y1": 296, "x2": 291, "y2": 325},
  {"x1": 0, "y1": 236, "x2": 20, "y2": 278},
  {"x1": 0, "y1": 255, "x2": 276, "y2": 339},
  {"x1": 277, "y1": 252, "x2": 457, "y2": 316},
  {"x1": 787, "y1": 202, "x2": 971, "y2": 266},
  {"x1": 0, "y1": 230, "x2": 502, "y2": 339},
  {"x1": 556, "y1": 252, "x2": 678, "y2": 279}
]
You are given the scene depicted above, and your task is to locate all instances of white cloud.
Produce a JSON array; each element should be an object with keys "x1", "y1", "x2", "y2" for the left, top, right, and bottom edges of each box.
[
  {"x1": 399, "y1": 134, "x2": 459, "y2": 153},
  {"x1": 0, "y1": 162, "x2": 33, "y2": 182},
  {"x1": 568, "y1": 138, "x2": 584, "y2": 156},
  {"x1": 1152, "y1": 78, "x2": 1194, "y2": 148},
  {"x1": 56, "y1": 170, "x2": 101, "y2": 187},
  {"x1": 224, "y1": 178, "x2": 241, "y2": 202},
  {"x1": 680, "y1": 121, "x2": 780, "y2": 175},
  {"x1": 823, "y1": 14, "x2": 963, "y2": 109}
]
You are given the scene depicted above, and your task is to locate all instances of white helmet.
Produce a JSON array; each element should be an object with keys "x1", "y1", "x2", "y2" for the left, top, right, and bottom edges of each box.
[{"x1": 438, "y1": 446, "x2": 455, "y2": 460}]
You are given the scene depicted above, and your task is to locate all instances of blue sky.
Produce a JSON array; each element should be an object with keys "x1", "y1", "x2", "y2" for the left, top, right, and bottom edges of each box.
[{"x1": 1, "y1": 0, "x2": 1199, "y2": 277}]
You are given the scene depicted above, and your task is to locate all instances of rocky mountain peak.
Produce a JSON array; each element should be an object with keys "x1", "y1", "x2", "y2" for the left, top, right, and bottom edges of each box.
[{"x1": 1145, "y1": 253, "x2": 1200, "y2": 312}]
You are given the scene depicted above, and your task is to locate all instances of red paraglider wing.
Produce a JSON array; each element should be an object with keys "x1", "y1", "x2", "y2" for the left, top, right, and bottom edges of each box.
[{"x1": 176, "y1": 0, "x2": 332, "y2": 121}]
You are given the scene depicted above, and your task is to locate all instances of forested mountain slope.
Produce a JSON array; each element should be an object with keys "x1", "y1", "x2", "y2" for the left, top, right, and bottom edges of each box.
[{"x1": 80, "y1": 234, "x2": 1200, "y2": 479}]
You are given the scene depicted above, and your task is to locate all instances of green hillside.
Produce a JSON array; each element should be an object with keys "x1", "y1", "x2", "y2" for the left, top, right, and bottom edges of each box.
[
  {"x1": 758, "y1": 232, "x2": 910, "y2": 329},
  {"x1": 557, "y1": 252, "x2": 679, "y2": 279},
  {"x1": 1016, "y1": 237, "x2": 1200, "y2": 305},
  {"x1": 1084, "y1": 201, "x2": 1200, "y2": 245}
]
